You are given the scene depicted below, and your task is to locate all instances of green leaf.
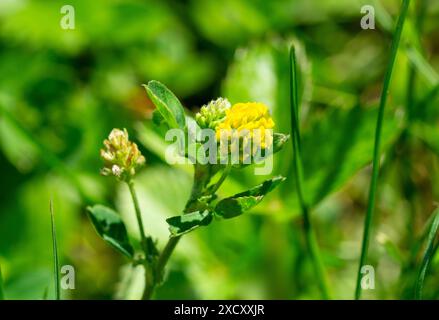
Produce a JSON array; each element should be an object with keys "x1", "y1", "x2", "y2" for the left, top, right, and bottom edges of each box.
[
  {"x1": 215, "y1": 176, "x2": 285, "y2": 219},
  {"x1": 87, "y1": 205, "x2": 134, "y2": 259},
  {"x1": 143, "y1": 80, "x2": 186, "y2": 130},
  {"x1": 0, "y1": 263, "x2": 5, "y2": 300},
  {"x1": 415, "y1": 208, "x2": 439, "y2": 299},
  {"x1": 166, "y1": 210, "x2": 213, "y2": 237}
]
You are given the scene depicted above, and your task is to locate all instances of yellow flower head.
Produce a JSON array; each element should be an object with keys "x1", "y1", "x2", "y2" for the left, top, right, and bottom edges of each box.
[{"x1": 215, "y1": 102, "x2": 275, "y2": 150}]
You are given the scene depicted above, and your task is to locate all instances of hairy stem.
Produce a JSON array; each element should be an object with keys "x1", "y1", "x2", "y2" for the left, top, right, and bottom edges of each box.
[
  {"x1": 289, "y1": 46, "x2": 331, "y2": 299},
  {"x1": 355, "y1": 0, "x2": 411, "y2": 300}
]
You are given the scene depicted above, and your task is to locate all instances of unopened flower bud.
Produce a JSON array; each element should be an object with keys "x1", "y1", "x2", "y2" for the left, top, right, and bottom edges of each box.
[{"x1": 195, "y1": 98, "x2": 231, "y2": 129}]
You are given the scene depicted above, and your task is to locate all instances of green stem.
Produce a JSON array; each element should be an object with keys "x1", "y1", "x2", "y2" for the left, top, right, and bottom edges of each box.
[
  {"x1": 50, "y1": 200, "x2": 60, "y2": 300},
  {"x1": 147, "y1": 164, "x2": 229, "y2": 298},
  {"x1": 127, "y1": 180, "x2": 153, "y2": 300},
  {"x1": 142, "y1": 236, "x2": 182, "y2": 300},
  {"x1": 355, "y1": 0, "x2": 411, "y2": 300},
  {"x1": 141, "y1": 275, "x2": 155, "y2": 300},
  {"x1": 289, "y1": 46, "x2": 331, "y2": 299},
  {"x1": 415, "y1": 208, "x2": 439, "y2": 299},
  {"x1": 209, "y1": 164, "x2": 231, "y2": 195},
  {"x1": 406, "y1": 0, "x2": 426, "y2": 121},
  {"x1": 0, "y1": 264, "x2": 5, "y2": 300},
  {"x1": 155, "y1": 236, "x2": 181, "y2": 282},
  {"x1": 400, "y1": 0, "x2": 426, "y2": 290},
  {"x1": 127, "y1": 180, "x2": 147, "y2": 248}
]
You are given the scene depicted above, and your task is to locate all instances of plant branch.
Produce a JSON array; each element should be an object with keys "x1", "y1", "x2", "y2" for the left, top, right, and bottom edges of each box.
[{"x1": 355, "y1": 0, "x2": 411, "y2": 300}]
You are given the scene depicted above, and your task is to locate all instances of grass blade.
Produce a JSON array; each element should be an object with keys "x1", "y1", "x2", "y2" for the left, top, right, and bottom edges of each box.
[
  {"x1": 405, "y1": 0, "x2": 428, "y2": 120},
  {"x1": 0, "y1": 264, "x2": 5, "y2": 300},
  {"x1": 355, "y1": 0, "x2": 411, "y2": 299},
  {"x1": 355, "y1": 0, "x2": 410, "y2": 299},
  {"x1": 415, "y1": 208, "x2": 439, "y2": 299},
  {"x1": 50, "y1": 199, "x2": 61, "y2": 300},
  {"x1": 289, "y1": 45, "x2": 331, "y2": 299}
]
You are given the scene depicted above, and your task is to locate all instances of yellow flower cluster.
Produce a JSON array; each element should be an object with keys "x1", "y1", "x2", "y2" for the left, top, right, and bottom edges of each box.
[{"x1": 215, "y1": 102, "x2": 275, "y2": 150}]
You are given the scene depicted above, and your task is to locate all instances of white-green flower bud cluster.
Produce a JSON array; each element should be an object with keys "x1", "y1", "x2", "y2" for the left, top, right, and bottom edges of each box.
[
  {"x1": 100, "y1": 128, "x2": 145, "y2": 181},
  {"x1": 195, "y1": 98, "x2": 231, "y2": 129}
]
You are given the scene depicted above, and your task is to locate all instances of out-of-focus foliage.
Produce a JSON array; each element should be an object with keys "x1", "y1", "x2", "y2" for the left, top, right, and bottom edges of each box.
[{"x1": 0, "y1": 0, "x2": 438, "y2": 299}]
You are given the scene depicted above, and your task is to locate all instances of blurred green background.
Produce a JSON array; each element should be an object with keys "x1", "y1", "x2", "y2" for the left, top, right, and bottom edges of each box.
[{"x1": 0, "y1": 0, "x2": 438, "y2": 299}]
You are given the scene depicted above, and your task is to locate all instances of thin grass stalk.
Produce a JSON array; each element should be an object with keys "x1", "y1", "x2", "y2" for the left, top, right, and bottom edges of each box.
[
  {"x1": 415, "y1": 208, "x2": 439, "y2": 299},
  {"x1": 0, "y1": 264, "x2": 4, "y2": 300},
  {"x1": 406, "y1": 0, "x2": 427, "y2": 120},
  {"x1": 50, "y1": 200, "x2": 60, "y2": 300},
  {"x1": 399, "y1": 0, "x2": 426, "y2": 292},
  {"x1": 355, "y1": 0, "x2": 411, "y2": 300},
  {"x1": 289, "y1": 46, "x2": 331, "y2": 299}
]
